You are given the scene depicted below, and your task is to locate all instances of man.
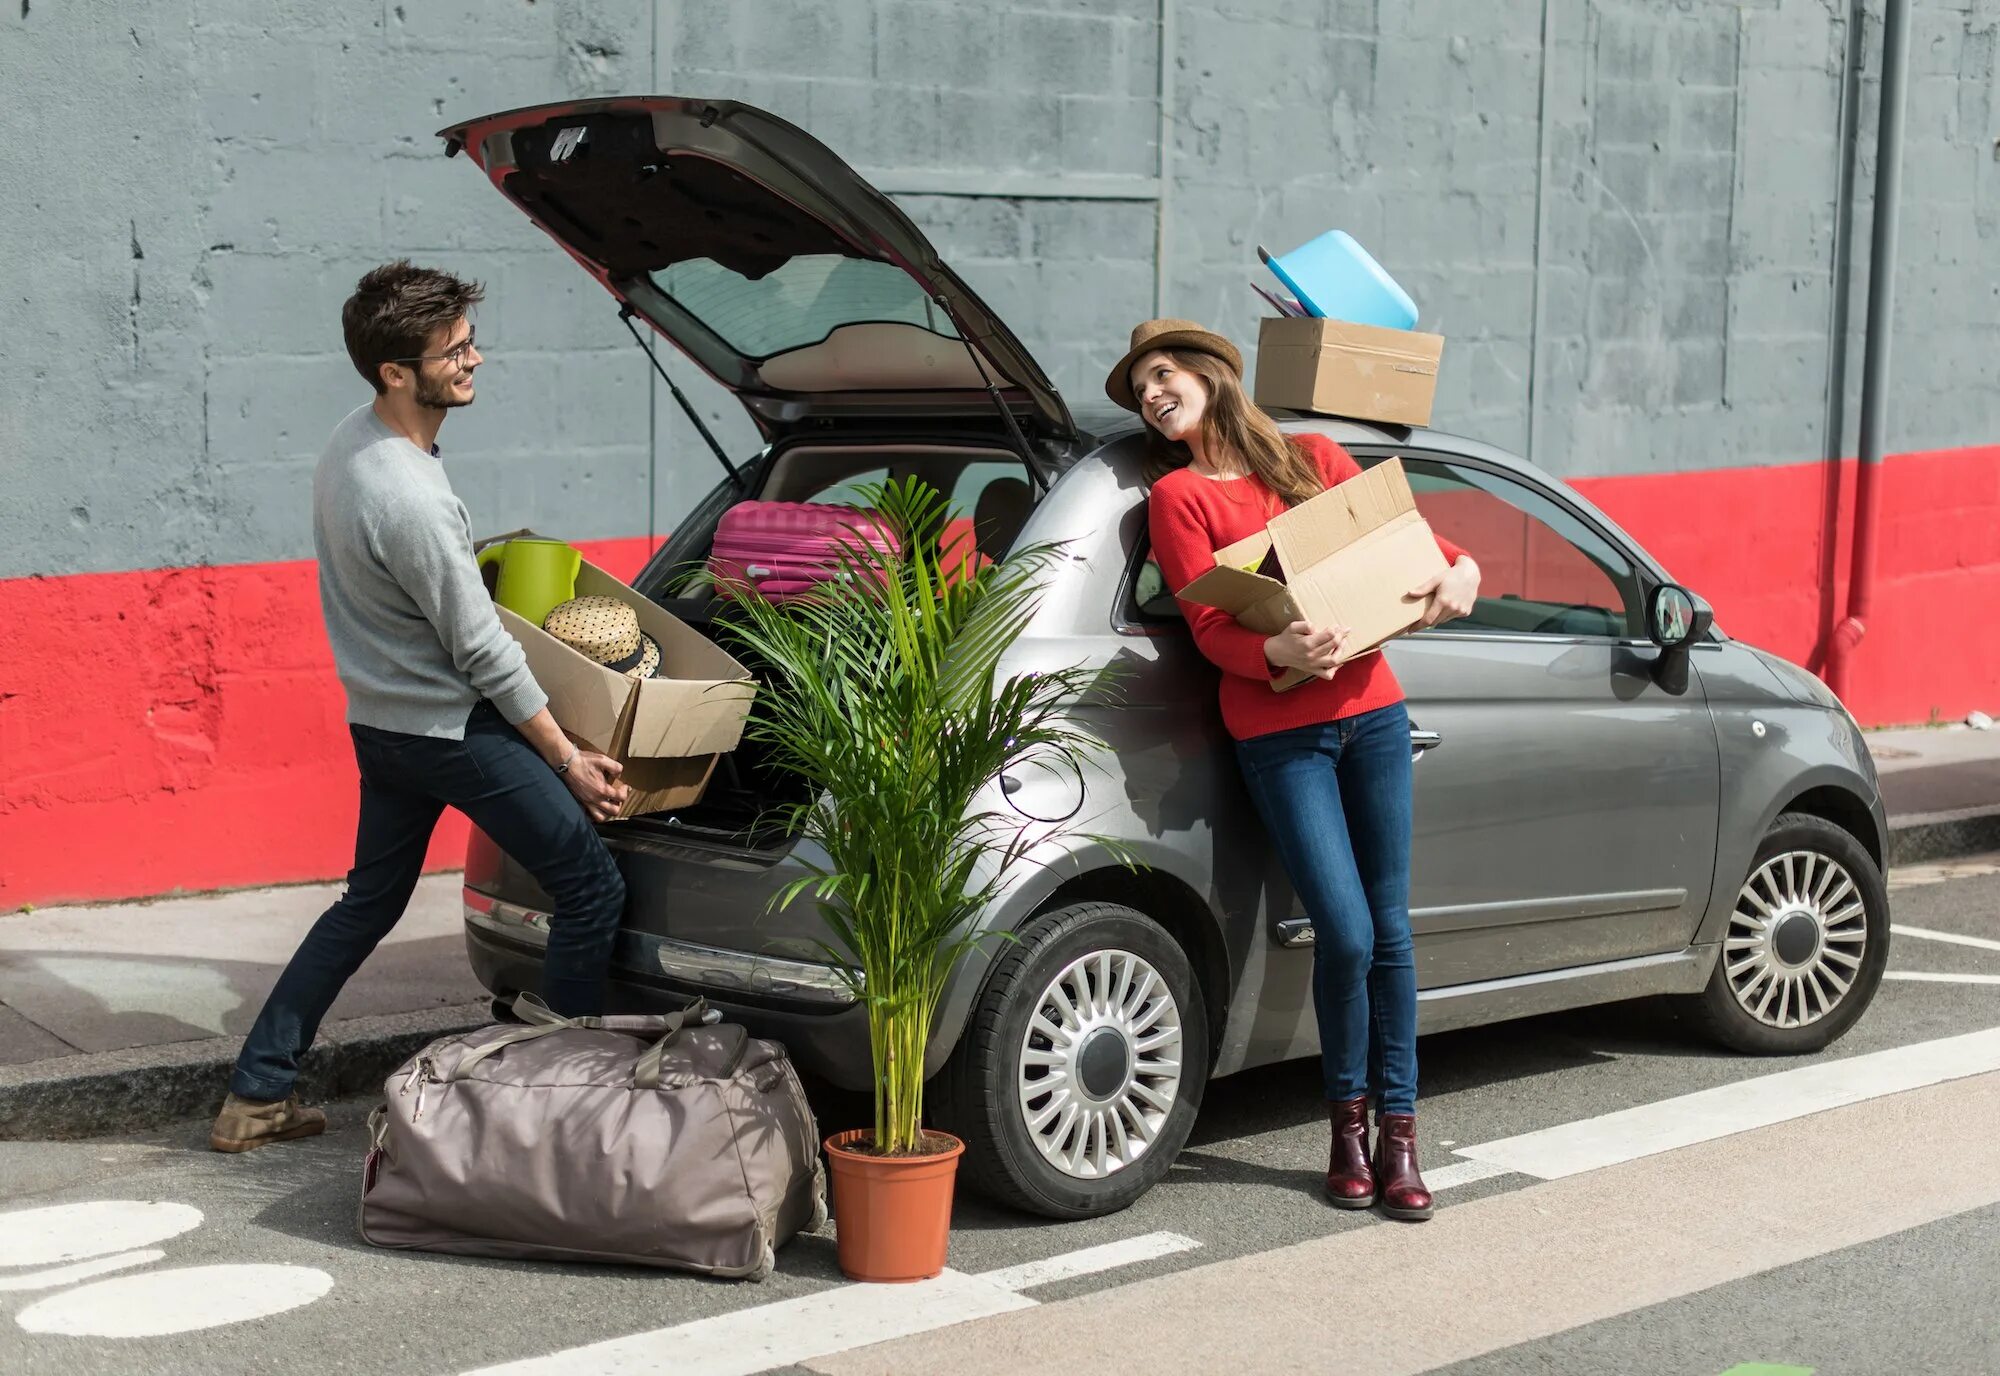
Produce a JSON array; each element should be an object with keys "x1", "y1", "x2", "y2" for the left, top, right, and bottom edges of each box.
[{"x1": 211, "y1": 261, "x2": 630, "y2": 1153}]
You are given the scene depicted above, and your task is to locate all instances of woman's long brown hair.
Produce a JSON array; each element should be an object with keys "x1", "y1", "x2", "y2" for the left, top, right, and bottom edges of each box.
[{"x1": 1138, "y1": 349, "x2": 1324, "y2": 507}]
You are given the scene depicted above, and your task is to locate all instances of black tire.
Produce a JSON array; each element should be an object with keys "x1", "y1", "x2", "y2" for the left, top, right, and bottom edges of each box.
[
  {"x1": 932, "y1": 902, "x2": 1208, "y2": 1220},
  {"x1": 1684, "y1": 812, "x2": 1890, "y2": 1055}
]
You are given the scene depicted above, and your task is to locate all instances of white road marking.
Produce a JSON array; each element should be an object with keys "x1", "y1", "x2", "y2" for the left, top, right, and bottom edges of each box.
[
  {"x1": 459, "y1": 1269, "x2": 1035, "y2": 1376},
  {"x1": 1892, "y1": 924, "x2": 2000, "y2": 954},
  {"x1": 977, "y1": 1231, "x2": 1199, "y2": 1292},
  {"x1": 0, "y1": 1201, "x2": 203, "y2": 1268},
  {"x1": 14, "y1": 1263, "x2": 333, "y2": 1337},
  {"x1": 456, "y1": 1232, "x2": 1204, "y2": 1376},
  {"x1": 1423, "y1": 1158, "x2": 1513, "y2": 1192},
  {"x1": 1453, "y1": 1025, "x2": 2000, "y2": 1180},
  {"x1": 1884, "y1": 971, "x2": 2000, "y2": 986},
  {"x1": 0, "y1": 1249, "x2": 164, "y2": 1292}
]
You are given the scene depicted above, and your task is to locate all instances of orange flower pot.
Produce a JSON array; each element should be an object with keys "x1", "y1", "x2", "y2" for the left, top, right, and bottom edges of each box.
[{"x1": 823, "y1": 1129, "x2": 965, "y2": 1283}]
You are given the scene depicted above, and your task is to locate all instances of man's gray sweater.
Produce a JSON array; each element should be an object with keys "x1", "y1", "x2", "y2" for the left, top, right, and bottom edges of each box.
[{"x1": 313, "y1": 404, "x2": 546, "y2": 738}]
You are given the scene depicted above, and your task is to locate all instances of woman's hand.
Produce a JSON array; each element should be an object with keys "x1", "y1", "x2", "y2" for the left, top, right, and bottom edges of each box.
[
  {"x1": 1409, "y1": 556, "x2": 1480, "y2": 628},
  {"x1": 1264, "y1": 620, "x2": 1350, "y2": 681}
]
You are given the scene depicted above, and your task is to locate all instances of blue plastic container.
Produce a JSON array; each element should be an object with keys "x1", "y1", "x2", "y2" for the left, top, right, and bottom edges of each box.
[{"x1": 1260, "y1": 232, "x2": 1419, "y2": 329}]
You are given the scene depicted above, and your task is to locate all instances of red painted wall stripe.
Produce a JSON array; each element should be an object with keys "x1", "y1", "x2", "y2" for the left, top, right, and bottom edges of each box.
[
  {"x1": 1, "y1": 537, "x2": 658, "y2": 909},
  {"x1": 2, "y1": 447, "x2": 1995, "y2": 909},
  {"x1": 1571, "y1": 444, "x2": 1999, "y2": 726}
]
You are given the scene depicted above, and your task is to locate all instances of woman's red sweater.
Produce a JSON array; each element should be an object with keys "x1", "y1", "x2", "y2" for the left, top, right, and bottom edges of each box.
[{"x1": 1147, "y1": 433, "x2": 1468, "y2": 742}]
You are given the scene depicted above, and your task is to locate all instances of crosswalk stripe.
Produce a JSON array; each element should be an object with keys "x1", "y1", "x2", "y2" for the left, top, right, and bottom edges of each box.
[
  {"x1": 1891, "y1": 923, "x2": 2000, "y2": 954},
  {"x1": 1451, "y1": 1025, "x2": 2000, "y2": 1179}
]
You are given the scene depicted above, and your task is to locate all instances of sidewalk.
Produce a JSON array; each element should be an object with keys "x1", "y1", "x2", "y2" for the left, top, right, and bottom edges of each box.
[
  {"x1": 1868, "y1": 723, "x2": 2000, "y2": 863},
  {"x1": 3, "y1": 726, "x2": 1996, "y2": 1139},
  {"x1": 0, "y1": 874, "x2": 490, "y2": 1138}
]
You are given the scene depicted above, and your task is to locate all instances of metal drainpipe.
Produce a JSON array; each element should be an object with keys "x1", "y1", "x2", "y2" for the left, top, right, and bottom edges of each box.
[{"x1": 1828, "y1": 0, "x2": 1912, "y2": 705}]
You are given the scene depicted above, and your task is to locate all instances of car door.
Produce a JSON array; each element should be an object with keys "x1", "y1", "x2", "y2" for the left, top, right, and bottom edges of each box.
[{"x1": 1356, "y1": 446, "x2": 1723, "y2": 987}]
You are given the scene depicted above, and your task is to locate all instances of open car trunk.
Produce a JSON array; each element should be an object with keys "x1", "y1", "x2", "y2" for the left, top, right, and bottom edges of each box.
[{"x1": 621, "y1": 436, "x2": 1040, "y2": 847}]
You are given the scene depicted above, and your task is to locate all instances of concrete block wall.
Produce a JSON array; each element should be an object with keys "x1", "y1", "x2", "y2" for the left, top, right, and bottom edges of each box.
[
  {"x1": 3, "y1": 0, "x2": 1996, "y2": 904},
  {"x1": 6, "y1": 0, "x2": 1995, "y2": 575}
]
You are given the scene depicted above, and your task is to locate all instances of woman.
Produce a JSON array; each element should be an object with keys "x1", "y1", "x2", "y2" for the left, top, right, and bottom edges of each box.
[{"x1": 1110, "y1": 318, "x2": 1480, "y2": 1220}]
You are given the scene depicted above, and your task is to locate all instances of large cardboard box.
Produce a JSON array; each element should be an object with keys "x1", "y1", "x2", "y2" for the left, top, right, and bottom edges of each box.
[
  {"x1": 1253, "y1": 316, "x2": 1444, "y2": 426},
  {"x1": 1175, "y1": 458, "x2": 1448, "y2": 692},
  {"x1": 489, "y1": 557, "x2": 757, "y2": 818}
]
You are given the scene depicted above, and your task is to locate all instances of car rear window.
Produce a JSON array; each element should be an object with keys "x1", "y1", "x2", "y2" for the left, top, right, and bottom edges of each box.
[{"x1": 651, "y1": 254, "x2": 961, "y2": 360}]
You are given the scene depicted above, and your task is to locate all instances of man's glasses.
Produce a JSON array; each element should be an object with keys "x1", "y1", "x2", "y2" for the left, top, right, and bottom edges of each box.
[{"x1": 392, "y1": 329, "x2": 478, "y2": 369}]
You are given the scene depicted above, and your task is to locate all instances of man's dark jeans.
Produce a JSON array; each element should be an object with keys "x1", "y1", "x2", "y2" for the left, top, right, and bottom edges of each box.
[{"x1": 230, "y1": 701, "x2": 625, "y2": 1101}]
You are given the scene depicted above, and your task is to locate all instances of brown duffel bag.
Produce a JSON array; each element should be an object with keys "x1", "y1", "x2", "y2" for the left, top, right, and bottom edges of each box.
[{"x1": 359, "y1": 994, "x2": 826, "y2": 1281}]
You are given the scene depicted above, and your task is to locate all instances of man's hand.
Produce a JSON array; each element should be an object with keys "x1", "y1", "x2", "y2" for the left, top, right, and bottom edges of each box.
[
  {"x1": 513, "y1": 707, "x2": 630, "y2": 822},
  {"x1": 1264, "y1": 620, "x2": 1351, "y2": 681},
  {"x1": 1409, "y1": 556, "x2": 1480, "y2": 628},
  {"x1": 561, "y1": 750, "x2": 628, "y2": 823}
]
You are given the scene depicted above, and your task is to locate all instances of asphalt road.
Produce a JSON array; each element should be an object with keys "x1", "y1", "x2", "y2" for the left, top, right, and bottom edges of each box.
[{"x1": 3, "y1": 861, "x2": 1997, "y2": 1376}]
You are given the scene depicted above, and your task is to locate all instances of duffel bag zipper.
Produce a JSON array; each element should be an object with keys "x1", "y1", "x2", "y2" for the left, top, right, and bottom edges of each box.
[{"x1": 400, "y1": 1055, "x2": 437, "y2": 1121}]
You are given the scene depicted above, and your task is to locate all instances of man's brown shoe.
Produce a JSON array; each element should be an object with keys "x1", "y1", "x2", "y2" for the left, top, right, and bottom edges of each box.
[{"x1": 209, "y1": 1093, "x2": 327, "y2": 1153}]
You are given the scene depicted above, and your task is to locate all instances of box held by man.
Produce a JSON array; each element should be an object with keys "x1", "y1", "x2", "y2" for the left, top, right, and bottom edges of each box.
[{"x1": 487, "y1": 555, "x2": 757, "y2": 817}]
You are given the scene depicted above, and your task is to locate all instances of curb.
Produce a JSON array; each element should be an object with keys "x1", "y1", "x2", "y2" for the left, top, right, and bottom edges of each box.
[
  {"x1": 1889, "y1": 807, "x2": 2000, "y2": 868},
  {"x1": 0, "y1": 1002, "x2": 491, "y2": 1141}
]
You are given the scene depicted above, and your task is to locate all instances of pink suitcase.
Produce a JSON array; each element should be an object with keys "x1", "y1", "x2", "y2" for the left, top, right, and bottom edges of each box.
[{"x1": 709, "y1": 501, "x2": 901, "y2": 603}]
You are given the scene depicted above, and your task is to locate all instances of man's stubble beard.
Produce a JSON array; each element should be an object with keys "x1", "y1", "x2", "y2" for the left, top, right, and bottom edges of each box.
[{"x1": 414, "y1": 371, "x2": 474, "y2": 409}]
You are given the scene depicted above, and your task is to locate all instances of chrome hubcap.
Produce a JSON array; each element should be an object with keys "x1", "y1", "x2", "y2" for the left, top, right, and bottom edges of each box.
[
  {"x1": 1018, "y1": 949, "x2": 1183, "y2": 1180},
  {"x1": 1725, "y1": 850, "x2": 1869, "y2": 1029}
]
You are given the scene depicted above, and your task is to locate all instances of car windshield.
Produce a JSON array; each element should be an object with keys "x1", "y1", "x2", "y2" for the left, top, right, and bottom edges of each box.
[{"x1": 649, "y1": 254, "x2": 961, "y2": 360}]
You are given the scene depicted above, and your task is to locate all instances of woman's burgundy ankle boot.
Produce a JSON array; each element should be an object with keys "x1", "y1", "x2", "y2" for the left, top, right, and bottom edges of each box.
[
  {"x1": 1324, "y1": 1094, "x2": 1375, "y2": 1208},
  {"x1": 1372, "y1": 1112, "x2": 1435, "y2": 1221}
]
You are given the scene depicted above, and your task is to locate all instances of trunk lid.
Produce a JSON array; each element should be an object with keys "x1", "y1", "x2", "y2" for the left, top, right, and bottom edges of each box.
[{"x1": 438, "y1": 97, "x2": 1077, "y2": 444}]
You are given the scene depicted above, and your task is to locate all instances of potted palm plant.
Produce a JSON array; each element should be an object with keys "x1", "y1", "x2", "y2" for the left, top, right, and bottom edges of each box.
[{"x1": 709, "y1": 477, "x2": 1112, "y2": 1283}]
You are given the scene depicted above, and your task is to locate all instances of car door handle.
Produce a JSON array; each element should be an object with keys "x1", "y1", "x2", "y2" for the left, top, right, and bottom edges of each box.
[{"x1": 1410, "y1": 728, "x2": 1443, "y2": 761}]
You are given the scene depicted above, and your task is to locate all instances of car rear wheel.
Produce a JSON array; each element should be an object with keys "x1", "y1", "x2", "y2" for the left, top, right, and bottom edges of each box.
[
  {"x1": 1686, "y1": 812, "x2": 1889, "y2": 1054},
  {"x1": 933, "y1": 903, "x2": 1208, "y2": 1220}
]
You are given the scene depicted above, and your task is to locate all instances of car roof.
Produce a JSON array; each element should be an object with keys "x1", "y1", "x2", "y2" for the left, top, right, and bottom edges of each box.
[
  {"x1": 1078, "y1": 407, "x2": 1548, "y2": 485},
  {"x1": 1076, "y1": 409, "x2": 1676, "y2": 589}
]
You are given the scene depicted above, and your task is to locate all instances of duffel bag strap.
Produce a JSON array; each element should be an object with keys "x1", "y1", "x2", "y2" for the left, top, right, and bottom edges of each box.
[
  {"x1": 450, "y1": 1021, "x2": 573, "y2": 1080},
  {"x1": 509, "y1": 992, "x2": 572, "y2": 1028},
  {"x1": 457, "y1": 996, "x2": 720, "y2": 1083},
  {"x1": 515, "y1": 991, "x2": 700, "y2": 1037},
  {"x1": 632, "y1": 998, "x2": 711, "y2": 1090}
]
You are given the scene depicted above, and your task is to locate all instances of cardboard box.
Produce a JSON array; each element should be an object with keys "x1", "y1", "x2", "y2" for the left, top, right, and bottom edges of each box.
[
  {"x1": 487, "y1": 555, "x2": 758, "y2": 818},
  {"x1": 1175, "y1": 458, "x2": 1448, "y2": 692},
  {"x1": 1252, "y1": 316, "x2": 1444, "y2": 427}
]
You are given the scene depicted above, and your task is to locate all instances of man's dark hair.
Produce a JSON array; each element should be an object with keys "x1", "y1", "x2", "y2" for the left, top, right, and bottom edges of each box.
[{"x1": 342, "y1": 260, "x2": 485, "y2": 394}]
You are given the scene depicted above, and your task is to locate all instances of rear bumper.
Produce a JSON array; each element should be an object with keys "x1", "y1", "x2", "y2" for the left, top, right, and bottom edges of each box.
[{"x1": 461, "y1": 887, "x2": 877, "y2": 1090}]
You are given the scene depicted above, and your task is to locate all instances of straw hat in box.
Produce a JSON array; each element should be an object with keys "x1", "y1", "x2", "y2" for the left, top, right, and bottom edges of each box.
[{"x1": 542, "y1": 595, "x2": 661, "y2": 680}]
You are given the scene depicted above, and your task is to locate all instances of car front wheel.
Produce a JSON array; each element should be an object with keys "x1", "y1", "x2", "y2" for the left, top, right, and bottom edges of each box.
[
  {"x1": 933, "y1": 902, "x2": 1208, "y2": 1220},
  {"x1": 1687, "y1": 811, "x2": 1890, "y2": 1054}
]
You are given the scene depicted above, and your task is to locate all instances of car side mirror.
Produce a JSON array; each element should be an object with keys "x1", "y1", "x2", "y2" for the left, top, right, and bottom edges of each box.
[
  {"x1": 1649, "y1": 583, "x2": 1711, "y2": 650},
  {"x1": 1648, "y1": 583, "x2": 1714, "y2": 695}
]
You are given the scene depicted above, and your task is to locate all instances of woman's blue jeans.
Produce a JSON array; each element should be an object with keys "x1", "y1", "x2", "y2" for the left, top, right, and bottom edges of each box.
[{"x1": 1236, "y1": 701, "x2": 1418, "y2": 1114}]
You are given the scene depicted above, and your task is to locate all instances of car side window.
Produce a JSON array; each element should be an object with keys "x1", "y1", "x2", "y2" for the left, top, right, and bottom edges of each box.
[
  {"x1": 1121, "y1": 540, "x2": 1184, "y2": 625},
  {"x1": 1395, "y1": 457, "x2": 1645, "y2": 639}
]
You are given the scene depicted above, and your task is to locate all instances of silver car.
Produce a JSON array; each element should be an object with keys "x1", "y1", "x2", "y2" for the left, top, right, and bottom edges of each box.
[{"x1": 447, "y1": 97, "x2": 1890, "y2": 1220}]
